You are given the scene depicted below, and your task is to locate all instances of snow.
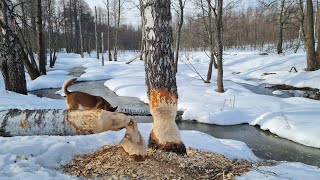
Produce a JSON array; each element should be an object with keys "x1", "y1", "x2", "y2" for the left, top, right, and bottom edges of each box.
[
  {"x1": 238, "y1": 162, "x2": 320, "y2": 180},
  {"x1": 272, "y1": 90, "x2": 283, "y2": 96},
  {"x1": 1, "y1": 50, "x2": 320, "y2": 179},
  {"x1": 0, "y1": 124, "x2": 257, "y2": 179}
]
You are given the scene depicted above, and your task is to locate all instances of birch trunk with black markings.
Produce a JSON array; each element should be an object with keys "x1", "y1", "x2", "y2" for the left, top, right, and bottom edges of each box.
[
  {"x1": 0, "y1": 109, "x2": 146, "y2": 158},
  {"x1": 0, "y1": 0, "x2": 27, "y2": 94},
  {"x1": 142, "y1": 0, "x2": 186, "y2": 155}
]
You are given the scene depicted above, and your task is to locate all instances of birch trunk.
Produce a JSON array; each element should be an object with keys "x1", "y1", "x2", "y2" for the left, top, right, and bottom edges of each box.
[
  {"x1": 37, "y1": 0, "x2": 46, "y2": 75},
  {"x1": 101, "y1": 33, "x2": 105, "y2": 66},
  {"x1": 174, "y1": 0, "x2": 184, "y2": 73},
  {"x1": 142, "y1": 0, "x2": 186, "y2": 155},
  {"x1": 78, "y1": 7, "x2": 84, "y2": 58},
  {"x1": 114, "y1": 0, "x2": 121, "y2": 62},
  {"x1": 304, "y1": 0, "x2": 319, "y2": 71},
  {"x1": 0, "y1": 0, "x2": 27, "y2": 94},
  {"x1": 0, "y1": 109, "x2": 146, "y2": 158},
  {"x1": 0, "y1": 109, "x2": 132, "y2": 136},
  {"x1": 107, "y1": 0, "x2": 112, "y2": 61}
]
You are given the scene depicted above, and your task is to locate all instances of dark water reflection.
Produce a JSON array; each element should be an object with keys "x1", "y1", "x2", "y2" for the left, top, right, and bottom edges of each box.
[{"x1": 177, "y1": 121, "x2": 320, "y2": 167}]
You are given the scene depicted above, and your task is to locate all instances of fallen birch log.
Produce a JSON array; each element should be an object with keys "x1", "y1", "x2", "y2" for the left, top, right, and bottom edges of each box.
[
  {"x1": 0, "y1": 109, "x2": 131, "y2": 136},
  {"x1": 0, "y1": 109, "x2": 147, "y2": 158}
]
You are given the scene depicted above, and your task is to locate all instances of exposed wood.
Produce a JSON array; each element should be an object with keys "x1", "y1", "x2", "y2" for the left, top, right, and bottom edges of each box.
[
  {"x1": 142, "y1": 0, "x2": 186, "y2": 155},
  {"x1": 0, "y1": 109, "x2": 146, "y2": 157},
  {"x1": 0, "y1": 109, "x2": 129, "y2": 136},
  {"x1": 119, "y1": 119, "x2": 147, "y2": 158}
]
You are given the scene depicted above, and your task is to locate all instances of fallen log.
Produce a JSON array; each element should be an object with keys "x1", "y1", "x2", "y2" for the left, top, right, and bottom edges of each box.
[
  {"x1": 125, "y1": 55, "x2": 141, "y2": 64},
  {"x1": 0, "y1": 109, "x2": 147, "y2": 159},
  {"x1": 0, "y1": 109, "x2": 131, "y2": 136}
]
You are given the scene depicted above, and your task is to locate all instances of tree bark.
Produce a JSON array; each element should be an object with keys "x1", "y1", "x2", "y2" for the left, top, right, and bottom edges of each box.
[
  {"x1": 215, "y1": 0, "x2": 225, "y2": 93},
  {"x1": 139, "y1": 0, "x2": 145, "y2": 61},
  {"x1": 0, "y1": 0, "x2": 28, "y2": 94},
  {"x1": 0, "y1": 109, "x2": 146, "y2": 158},
  {"x1": 304, "y1": 0, "x2": 319, "y2": 71},
  {"x1": 142, "y1": 0, "x2": 186, "y2": 155},
  {"x1": 205, "y1": 0, "x2": 218, "y2": 83},
  {"x1": 101, "y1": 32, "x2": 105, "y2": 66},
  {"x1": 107, "y1": 0, "x2": 112, "y2": 61},
  {"x1": 174, "y1": 0, "x2": 184, "y2": 73},
  {"x1": 276, "y1": 0, "x2": 285, "y2": 54},
  {"x1": 78, "y1": 6, "x2": 84, "y2": 58},
  {"x1": 37, "y1": 0, "x2": 47, "y2": 75},
  {"x1": 114, "y1": 0, "x2": 121, "y2": 62},
  {"x1": 95, "y1": 6, "x2": 99, "y2": 59}
]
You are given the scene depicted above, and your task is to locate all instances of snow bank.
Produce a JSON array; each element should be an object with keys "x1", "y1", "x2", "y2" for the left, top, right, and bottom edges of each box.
[{"x1": 0, "y1": 124, "x2": 257, "y2": 179}]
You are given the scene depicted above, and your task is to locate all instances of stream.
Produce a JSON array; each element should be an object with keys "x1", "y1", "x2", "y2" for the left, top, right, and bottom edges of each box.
[{"x1": 29, "y1": 67, "x2": 320, "y2": 168}]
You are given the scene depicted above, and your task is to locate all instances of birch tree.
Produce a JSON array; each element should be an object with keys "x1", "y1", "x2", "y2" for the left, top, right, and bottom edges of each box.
[
  {"x1": 173, "y1": 0, "x2": 187, "y2": 73},
  {"x1": 301, "y1": 0, "x2": 320, "y2": 71},
  {"x1": 215, "y1": 0, "x2": 224, "y2": 93},
  {"x1": 0, "y1": 0, "x2": 27, "y2": 94},
  {"x1": 102, "y1": 0, "x2": 112, "y2": 61},
  {"x1": 37, "y1": 0, "x2": 46, "y2": 75},
  {"x1": 142, "y1": 0, "x2": 186, "y2": 155},
  {"x1": 95, "y1": 6, "x2": 99, "y2": 59}
]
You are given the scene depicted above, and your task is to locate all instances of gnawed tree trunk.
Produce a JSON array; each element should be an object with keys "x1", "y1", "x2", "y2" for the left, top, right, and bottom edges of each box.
[
  {"x1": 0, "y1": 109, "x2": 146, "y2": 158},
  {"x1": 0, "y1": 0, "x2": 28, "y2": 95},
  {"x1": 142, "y1": 0, "x2": 186, "y2": 155}
]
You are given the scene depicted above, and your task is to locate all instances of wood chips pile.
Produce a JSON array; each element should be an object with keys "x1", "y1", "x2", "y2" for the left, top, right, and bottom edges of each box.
[{"x1": 64, "y1": 146, "x2": 252, "y2": 180}]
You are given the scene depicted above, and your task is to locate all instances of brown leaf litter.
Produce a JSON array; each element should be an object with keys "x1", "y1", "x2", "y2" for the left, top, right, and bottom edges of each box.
[{"x1": 64, "y1": 146, "x2": 255, "y2": 179}]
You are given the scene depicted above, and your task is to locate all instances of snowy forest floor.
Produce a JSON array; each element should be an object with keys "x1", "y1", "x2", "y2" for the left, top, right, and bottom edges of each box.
[{"x1": 1, "y1": 50, "x2": 320, "y2": 179}]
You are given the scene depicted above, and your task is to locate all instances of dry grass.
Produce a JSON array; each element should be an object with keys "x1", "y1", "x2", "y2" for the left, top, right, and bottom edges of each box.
[{"x1": 64, "y1": 146, "x2": 252, "y2": 180}]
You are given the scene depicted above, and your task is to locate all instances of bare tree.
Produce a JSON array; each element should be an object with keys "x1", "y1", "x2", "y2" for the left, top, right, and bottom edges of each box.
[
  {"x1": 113, "y1": 0, "x2": 121, "y2": 61},
  {"x1": 95, "y1": 6, "x2": 99, "y2": 59},
  {"x1": 215, "y1": 0, "x2": 224, "y2": 93},
  {"x1": 102, "y1": 0, "x2": 112, "y2": 61},
  {"x1": 174, "y1": 0, "x2": 187, "y2": 73},
  {"x1": 142, "y1": 0, "x2": 186, "y2": 155},
  {"x1": 301, "y1": 0, "x2": 320, "y2": 71},
  {"x1": 101, "y1": 32, "x2": 105, "y2": 65},
  {"x1": 37, "y1": 0, "x2": 47, "y2": 75},
  {"x1": 0, "y1": 0, "x2": 27, "y2": 94},
  {"x1": 78, "y1": 4, "x2": 84, "y2": 58}
]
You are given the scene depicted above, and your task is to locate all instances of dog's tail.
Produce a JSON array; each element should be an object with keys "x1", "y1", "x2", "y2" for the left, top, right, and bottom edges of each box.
[{"x1": 63, "y1": 78, "x2": 77, "y2": 95}]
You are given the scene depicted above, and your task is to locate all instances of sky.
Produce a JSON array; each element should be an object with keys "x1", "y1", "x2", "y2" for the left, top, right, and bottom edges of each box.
[{"x1": 84, "y1": 0, "x2": 259, "y2": 28}]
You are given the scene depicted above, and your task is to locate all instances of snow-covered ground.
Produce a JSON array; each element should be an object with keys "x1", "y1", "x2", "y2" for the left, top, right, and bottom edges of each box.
[{"x1": 1, "y1": 51, "x2": 320, "y2": 179}]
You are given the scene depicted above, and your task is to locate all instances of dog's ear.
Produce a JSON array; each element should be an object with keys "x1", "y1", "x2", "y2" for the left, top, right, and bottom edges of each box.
[{"x1": 112, "y1": 106, "x2": 118, "y2": 112}]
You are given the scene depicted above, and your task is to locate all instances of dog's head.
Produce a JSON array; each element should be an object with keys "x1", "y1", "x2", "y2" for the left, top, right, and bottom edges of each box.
[{"x1": 110, "y1": 106, "x2": 118, "y2": 112}]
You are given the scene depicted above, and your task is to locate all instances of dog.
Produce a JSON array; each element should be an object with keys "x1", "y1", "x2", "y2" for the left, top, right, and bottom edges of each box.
[{"x1": 63, "y1": 78, "x2": 118, "y2": 112}]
